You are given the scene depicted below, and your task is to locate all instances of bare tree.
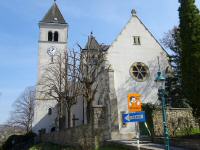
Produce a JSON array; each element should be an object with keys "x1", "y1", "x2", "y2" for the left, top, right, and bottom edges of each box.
[
  {"x1": 8, "y1": 87, "x2": 35, "y2": 133},
  {"x1": 78, "y1": 43, "x2": 108, "y2": 123},
  {"x1": 38, "y1": 50, "x2": 81, "y2": 129},
  {"x1": 65, "y1": 50, "x2": 81, "y2": 128}
]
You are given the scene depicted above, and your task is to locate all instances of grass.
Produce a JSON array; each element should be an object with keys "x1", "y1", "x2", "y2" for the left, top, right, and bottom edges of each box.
[
  {"x1": 175, "y1": 128, "x2": 200, "y2": 137},
  {"x1": 29, "y1": 143, "x2": 130, "y2": 150},
  {"x1": 191, "y1": 128, "x2": 200, "y2": 134},
  {"x1": 29, "y1": 143, "x2": 75, "y2": 150},
  {"x1": 98, "y1": 146, "x2": 129, "y2": 150}
]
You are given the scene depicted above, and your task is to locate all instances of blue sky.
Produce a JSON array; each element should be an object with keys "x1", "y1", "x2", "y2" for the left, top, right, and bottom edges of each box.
[{"x1": 0, "y1": 0, "x2": 199, "y2": 124}]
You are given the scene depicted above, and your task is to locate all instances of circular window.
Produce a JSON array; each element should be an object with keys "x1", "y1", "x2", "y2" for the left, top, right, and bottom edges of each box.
[{"x1": 130, "y1": 62, "x2": 150, "y2": 82}]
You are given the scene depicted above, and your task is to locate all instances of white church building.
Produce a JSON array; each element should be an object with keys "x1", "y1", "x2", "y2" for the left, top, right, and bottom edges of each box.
[{"x1": 32, "y1": 2, "x2": 169, "y2": 139}]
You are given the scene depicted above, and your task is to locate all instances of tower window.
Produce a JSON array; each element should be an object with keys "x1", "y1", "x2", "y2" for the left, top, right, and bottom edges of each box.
[
  {"x1": 54, "y1": 31, "x2": 59, "y2": 42},
  {"x1": 48, "y1": 31, "x2": 53, "y2": 41},
  {"x1": 48, "y1": 108, "x2": 52, "y2": 115},
  {"x1": 133, "y1": 36, "x2": 141, "y2": 45}
]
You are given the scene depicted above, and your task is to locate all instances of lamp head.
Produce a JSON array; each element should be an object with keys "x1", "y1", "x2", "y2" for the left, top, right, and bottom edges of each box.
[
  {"x1": 155, "y1": 71, "x2": 165, "y2": 89},
  {"x1": 155, "y1": 71, "x2": 165, "y2": 82}
]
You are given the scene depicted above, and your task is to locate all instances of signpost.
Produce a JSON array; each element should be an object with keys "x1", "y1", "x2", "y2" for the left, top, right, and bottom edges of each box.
[{"x1": 126, "y1": 93, "x2": 145, "y2": 149}]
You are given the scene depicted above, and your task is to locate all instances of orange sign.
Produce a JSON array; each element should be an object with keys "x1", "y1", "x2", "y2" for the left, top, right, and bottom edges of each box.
[{"x1": 128, "y1": 93, "x2": 142, "y2": 112}]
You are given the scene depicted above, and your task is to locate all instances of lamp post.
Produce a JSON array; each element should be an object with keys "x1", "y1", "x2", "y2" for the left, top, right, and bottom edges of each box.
[{"x1": 155, "y1": 66, "x2": 170, "y2": 150}]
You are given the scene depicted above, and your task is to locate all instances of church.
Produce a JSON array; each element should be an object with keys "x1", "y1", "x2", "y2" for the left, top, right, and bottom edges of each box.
[{"x1": 32, "y1": 2, "x2": 169, "y2": 139}]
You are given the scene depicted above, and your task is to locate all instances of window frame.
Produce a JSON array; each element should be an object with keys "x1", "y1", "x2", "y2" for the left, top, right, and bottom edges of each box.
[
  {"x1": 133, "y1": 36, "x2": 141, "y2": 45},
  {"x1": 48, "y1": 108, "x2": 52, "y2": 115}
]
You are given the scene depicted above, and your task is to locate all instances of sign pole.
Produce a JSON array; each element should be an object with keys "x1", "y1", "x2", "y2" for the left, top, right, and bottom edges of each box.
[
  {"x1": 126, "y1": 93, "x2": 145, "y2": 150},
  {"x1": 136, "y1": 122, "x2": 140, "y2": 149}
]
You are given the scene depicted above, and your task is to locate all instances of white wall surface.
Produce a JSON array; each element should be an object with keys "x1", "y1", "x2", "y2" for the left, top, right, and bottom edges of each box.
[
  {"x1": 33, "y1": 22, "x2": 68, "y2": 133},
  {"x1": 32, "y1": 100, "x2": 58, "y2": 134},
  {"x1": 107, "y1": 13, "x2": 169, "y2": 133}
]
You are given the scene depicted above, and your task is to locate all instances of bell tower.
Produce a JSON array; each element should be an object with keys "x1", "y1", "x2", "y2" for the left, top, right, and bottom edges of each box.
[
  {"x1": 33, "y1": 2, "x2": 68, "y2": 134},
  {"x1": 38, "y1": 2, "x2": 68, "y2": 81}
]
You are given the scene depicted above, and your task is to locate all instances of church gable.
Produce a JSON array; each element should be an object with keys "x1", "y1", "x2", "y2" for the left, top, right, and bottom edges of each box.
[
  {"x1": 107, "y1": 10, "x2": 169, "y2": 106},
  {"x1": 108, "y1": 10, "x2": 166, "y2": 56},
  {"x1": 106, "y1": 10, "x2": 169, "y2": 132}
]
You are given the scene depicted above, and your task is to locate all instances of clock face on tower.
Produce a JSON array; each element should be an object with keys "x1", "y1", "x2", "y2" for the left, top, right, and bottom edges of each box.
[{"x1": 47, "y1": 46, "x2": 57, "y2": 56}]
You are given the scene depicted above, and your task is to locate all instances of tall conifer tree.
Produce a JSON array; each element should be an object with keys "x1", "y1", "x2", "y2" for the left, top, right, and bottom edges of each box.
[
  {"x1": 161, "y1": 27, "x2": 189, "y2": 108},
  {"x1": 179, "y1": 0, "x2": 200, "y2": 116}
]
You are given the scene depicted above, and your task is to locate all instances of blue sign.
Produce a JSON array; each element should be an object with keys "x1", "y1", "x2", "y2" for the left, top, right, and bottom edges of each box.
[{"x1": 123, "y1": 111, "x2": 146, "y2": 123}]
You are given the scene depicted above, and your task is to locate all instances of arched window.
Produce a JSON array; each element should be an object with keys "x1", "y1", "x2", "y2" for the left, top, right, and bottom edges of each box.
[
  {"x1": 54, "y1": 31, "x2": 59, "y2": 42},
  {"x1": 48, "y1": 108, "x2": 52, "y2": 115},
  {"x1": 48, "y1": 31, "x2": 53, "y2": 41}
]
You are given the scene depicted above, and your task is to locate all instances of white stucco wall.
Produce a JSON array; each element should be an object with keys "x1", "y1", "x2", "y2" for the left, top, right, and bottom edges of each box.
[
  {"x1": 32, "y1": 100, "x2": 58, "y2": 134},
  {"x1": 107, "y1": 13, "x2": 169, "y2": 133},
  {"x1": 71, "y1": 97, "x2": 85, "y2": 127},
  {"x1": 38, "y1": 24, "x2": 67, "y2": 81},
  {"x1": 33, "y1": 23, "x2": 68, "y2": 133}
]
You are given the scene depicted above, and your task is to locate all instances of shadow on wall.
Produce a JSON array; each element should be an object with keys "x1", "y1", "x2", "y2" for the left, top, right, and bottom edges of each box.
[
  {"x1": 33, "y1": 104, "x2": 58, "y2": 134},
  {"x1": 115, "y1": 55, "x2": 169, "y2": 133},
  {"x1": 117, "y1": 54, "x2": 169, "y2": 107},
  {"x1": 33, "y1": 98, "x2": 85, "y2": 135}
]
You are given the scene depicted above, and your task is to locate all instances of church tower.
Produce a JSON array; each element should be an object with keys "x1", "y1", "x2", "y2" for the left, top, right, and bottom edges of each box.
[
  {"x1": 33, "y1": 2, "x2": 68, "y2": 134},
  {"x1": 38, "y1": 2, "x2": 68, "y2": 80}
]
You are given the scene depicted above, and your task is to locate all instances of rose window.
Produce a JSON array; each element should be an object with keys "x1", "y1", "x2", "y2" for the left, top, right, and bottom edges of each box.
[{"x1": 130, "y1": 62, "x2": 150, "y2": 82}]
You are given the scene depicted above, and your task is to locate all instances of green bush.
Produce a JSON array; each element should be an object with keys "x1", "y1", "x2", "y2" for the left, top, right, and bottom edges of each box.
[{"x1": 2, "y1": 132, "x2": 36, "y2": 150}]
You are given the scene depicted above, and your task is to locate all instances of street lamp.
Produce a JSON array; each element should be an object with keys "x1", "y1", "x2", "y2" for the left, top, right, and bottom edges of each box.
[{"x1": 155, "y1": 59, "x2": 170, "y2": 150}]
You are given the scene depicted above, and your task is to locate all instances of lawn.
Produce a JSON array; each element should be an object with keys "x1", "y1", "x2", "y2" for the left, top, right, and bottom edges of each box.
[
  {"x1": 29, "y1": 143, "x2": 129, "y2": 150},
  {"x1": 29, "y1": 143, "x2": 74, "y2": 150},
  {"x1": 99, "y1": 146, "x2": 129, "y2": 150}
]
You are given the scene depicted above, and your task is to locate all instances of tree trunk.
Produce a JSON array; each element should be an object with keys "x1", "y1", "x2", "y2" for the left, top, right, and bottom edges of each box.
[
  {"x1": 86, "y1": 101, "x2": 92, "y2": 124},
  {"x1": 67, "y1": 109, "x2": 71, "y2": 128},
  {"x1": 58, "y1": 101, "x2": 66, "y2": 130},
  {"x1": 59, "y1": 116, "x2": 66, "y2": 130},
  {"x1": 26, "y1": 125, "x2": 29, "y2": 134}
]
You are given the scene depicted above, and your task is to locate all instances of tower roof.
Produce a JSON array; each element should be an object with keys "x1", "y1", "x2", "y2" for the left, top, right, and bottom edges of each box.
[
  {"x1": 84, "y1": 33, "x2": 110, "y2": 51},
  {"x1": 41, "y1": 2, "x2": 66, "y2": 24},
  {"x1": 85, "y1": 33, "x2": 101, "y2": 50}
]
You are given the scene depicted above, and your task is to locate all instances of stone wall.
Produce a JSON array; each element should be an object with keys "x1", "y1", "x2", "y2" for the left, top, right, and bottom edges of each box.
[
  {"x1": 153, "y1": 107, "x2": 198, "y2": 136},
  {"x1": 40, "y1": 125, "x2": 94, "y2": 149},
  {"x1": 39, "y1": 105, "x2": 108, "y2": 150}
]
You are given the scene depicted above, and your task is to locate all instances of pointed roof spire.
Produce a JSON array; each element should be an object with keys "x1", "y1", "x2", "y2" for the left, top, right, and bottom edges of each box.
[
  {"x1": 41, "y1": 2, "x2": 66, "y2": 24},
  {"x1": 84, "y1": 32, "x2": 100, "y2": 50}
]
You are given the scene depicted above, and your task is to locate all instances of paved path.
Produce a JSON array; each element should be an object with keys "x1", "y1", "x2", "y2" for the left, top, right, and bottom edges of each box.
[{"x1": 106, "y1": 140, "x2": 189, "y2": 150}]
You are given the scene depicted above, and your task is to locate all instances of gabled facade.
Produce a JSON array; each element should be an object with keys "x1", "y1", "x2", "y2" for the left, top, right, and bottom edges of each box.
[{"x1": 106, "y1": 10, "x2": 169, "y2": 139}]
